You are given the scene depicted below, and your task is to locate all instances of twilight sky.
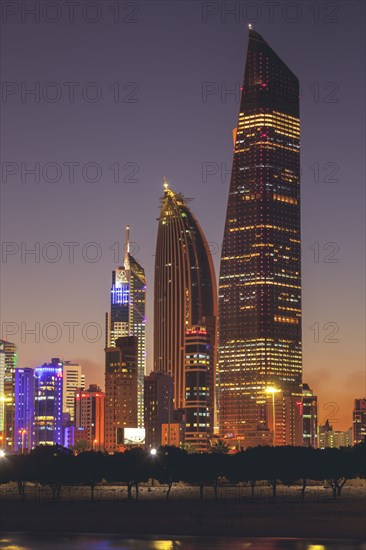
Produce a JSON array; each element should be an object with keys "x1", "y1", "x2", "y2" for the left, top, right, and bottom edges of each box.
[{"x1": 1, "y1": 0, "x2": 365, "y2": 430}]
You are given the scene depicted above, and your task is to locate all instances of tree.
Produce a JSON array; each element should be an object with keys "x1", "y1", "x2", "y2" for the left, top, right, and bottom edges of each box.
[
  {"x1": 28, "y1": 445, "x2": 74, "y2": 500},
  {"x1": 154, "y1": 446, "x2": 186, "y2": 499},
  {"x1": 75, "y1": 451, "x2": 105, "y2": 501},
  {"x1": 210, "y1": 440, "x2": 230, "y2": 454}
]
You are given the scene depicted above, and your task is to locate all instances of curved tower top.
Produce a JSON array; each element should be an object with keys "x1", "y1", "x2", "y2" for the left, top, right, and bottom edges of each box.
[{"x1": 154, "y1": 181, "x2": 217, "y2": 413}]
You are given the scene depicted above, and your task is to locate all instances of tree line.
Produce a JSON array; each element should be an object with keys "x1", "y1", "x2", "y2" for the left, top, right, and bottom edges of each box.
[{"x1": 0, "y1": 443, "x2": 364, "y2": 502}]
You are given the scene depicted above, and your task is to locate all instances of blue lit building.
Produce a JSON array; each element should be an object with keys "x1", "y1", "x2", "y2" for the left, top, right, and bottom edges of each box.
[
  {"x1": 34, "y1": 359, "x2": 63, "y2": 446},
  {"x1": 106, "y1": 226, "x2": 146, "y2": 428},
  {"x1": 14, "y1": 368, "x2": 35, "y2": 452}
]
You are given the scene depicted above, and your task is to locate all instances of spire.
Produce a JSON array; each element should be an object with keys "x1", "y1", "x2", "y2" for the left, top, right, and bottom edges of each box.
[
  {"x1": 163, "y1": 176, "x2": 169, "y2": 191},
  {"x1": 124, "y1": 225, "x2": 130, "y2": 269}
]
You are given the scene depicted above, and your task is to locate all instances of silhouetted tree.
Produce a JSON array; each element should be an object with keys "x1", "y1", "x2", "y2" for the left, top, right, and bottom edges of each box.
[{"x1": 75, "y1": 451, "x2": 105, "y2": 500}]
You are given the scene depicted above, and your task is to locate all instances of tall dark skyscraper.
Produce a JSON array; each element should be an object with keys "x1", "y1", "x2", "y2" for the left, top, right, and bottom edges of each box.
[
  {"x1": 154, "y1": 180, "x2": 217, "y2": 432},
  {"x1": 218, "y1": 29, "x2": 302, "y2": 441},
  {"x1": 105, "y1": 336, "x2": 138, "y2": 452},
  {"x1": 106, "y1": 227, "x2": 146, "y2": 427}
]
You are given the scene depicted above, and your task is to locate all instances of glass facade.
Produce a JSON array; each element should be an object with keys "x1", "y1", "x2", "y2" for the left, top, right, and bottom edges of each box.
[
  {"x1": 185, "y1": 327, "x2": 211, "y2": 451},
  {"x1": 106, "y1": 226, "x2": 146, "y2": 428},
  {"x1": 154, "y1": 182, "x2": 217, "y2": 427},
  {"x1": 218, "y1": 29, "x2": 302, "y2": 438},
  {"x1": 14, "y1": 368, "x2": 34, "y2": 452},
  {"x1": 34, "y1": 360, "x2": 63, "y2": 446}
]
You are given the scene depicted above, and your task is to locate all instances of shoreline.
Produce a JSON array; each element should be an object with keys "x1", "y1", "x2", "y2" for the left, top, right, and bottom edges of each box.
[{"x1": 2, "y1": 495, "x2": 365, "y2": 540}]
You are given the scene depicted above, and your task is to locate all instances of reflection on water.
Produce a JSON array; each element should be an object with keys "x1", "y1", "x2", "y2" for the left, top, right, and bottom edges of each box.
[{"x1": 1, "y1": 536, "x2": 365, "y2": 550}]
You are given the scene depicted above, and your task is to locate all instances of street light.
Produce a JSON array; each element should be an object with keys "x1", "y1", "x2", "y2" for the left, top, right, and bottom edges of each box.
[
  {"x1": 265, "y1": 387, "x2": 281, "y2": 447},
  {"x1": 0, "y1": 449, "x2": 5, "y2": 459}
]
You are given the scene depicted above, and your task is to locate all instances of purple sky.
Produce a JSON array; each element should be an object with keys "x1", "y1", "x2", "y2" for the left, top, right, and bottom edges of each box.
[{"x1": 1, "y1": 1, "x2": 365, "y2": 429}]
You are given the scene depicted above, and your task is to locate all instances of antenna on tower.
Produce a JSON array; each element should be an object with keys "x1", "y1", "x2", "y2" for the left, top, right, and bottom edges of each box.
[
  {"x1": 163, "y1": 176, "x2": 169, "y2": 191},
  {"x1": 124, "y1": 225, "x2": 130, "y2": 268}
]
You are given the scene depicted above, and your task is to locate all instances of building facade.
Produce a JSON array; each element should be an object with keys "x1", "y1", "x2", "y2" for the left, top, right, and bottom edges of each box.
[
  {"x1": 105, "y1": 336, "x2": 138, "y2": 452},
  {"x1": 352, "y1": 398, "x2": 366, "y2": 445},
  {"x1": 302, "y1": 383, "x2": 318, "y2": 447},
  {"x1": 185, "y1": 327, "x2": 211, "y2": 452},
  {"x1": 106, "y1": 227, "x2": 146, "y2": 428},
  {"x1": 218, "y1": 29, "x2": 302, "y2": 440},
  {"x1": 14, "y1": 368, "x2": 34, "y2": 452},
  {"x1": 319, "y1": 420, "x2": 352, "y2": 449},
  {"x1": 34, "y1": 359, "x2": 63, "y2": 446},
  {"x1": 75, "y1": 384, "x2": 105, "y2": 451},
  {"x1": 0, "y1": 342, "x2": 5, "y2": 446},
  {"x1": 62, "y1": 361, "x2": 85, "y2": 422},
  {"x1": 144, "y1": 371, "x2": 174, "y2": 450},
  {"x1": 0, "y1": 340, "x2": 17, "y2": 451},
  {"x1": 154, "y1": 180, "x2": 217, "y2": 429}
]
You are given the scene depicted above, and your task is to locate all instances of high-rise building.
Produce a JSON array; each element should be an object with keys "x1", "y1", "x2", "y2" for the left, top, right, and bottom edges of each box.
[
  {"x1": 185, "y1": 326, "x2": 211, "y2": 452},
  {"x1": 302, "y1": 383, "x2": 318, "y2": 447},
  {"x1": 218, "y1": 29, "x2": 302, "y2": 440},
  {"x1": 34, "y1": 359, "x2": 63, "y2": 446},
  {"x1": 0, "y1": 340, "x2": 17, "y2": 451},
  {"x1": 352, "y1": 398, "x2": 366, "y2": 445},
  {"x1": 14, "y1": 368, "x2": 34, "y2": 452},
  {"x1": 319, "y1": 420, "x2": 352, "y2": 449},
  {"x1": 144, "y1": 371, "x2": 174, "y2": 450},
  {"x1": 106, "y1": 227, "x2": 146, "y2": 428},
  {"x1": 154, "y1": 180, "x2": 217, "y2": 430},
  {"x1": 75, "y1": 384, "x2": 105, "y2": 451},
  {"x1": 161, "y1": 422, "x2": 185, "y2": 447},
  {"x1": 0, "y1": 342, "x2": 6, "y2": 448},
  {"x1": 62, "y1": 361, "x2": 85, "y2": 422},
  {"x1": 105, "y1": 336, "x2": 138, "y2": 452}
]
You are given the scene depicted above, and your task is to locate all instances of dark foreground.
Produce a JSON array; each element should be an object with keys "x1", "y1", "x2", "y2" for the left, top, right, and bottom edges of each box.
[
  {"x1": 1, "y1": 534, "x2": 366, "y2": 550},
  {"x1": 1, "y1": 497, "x2": 365, "y2": 540}
]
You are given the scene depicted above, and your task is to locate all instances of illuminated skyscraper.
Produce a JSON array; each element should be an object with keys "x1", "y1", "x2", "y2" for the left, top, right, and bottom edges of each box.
[
  {"x1": 185, "y1": 326, "x2": 211, "y2": 452},
  {"x1": 352, "y1": 398, "x2": 366, "y2": 445},
  {"x1": 14, "y1": 368, "x2": 34, "y2": 453},
  {"x1": 75, "y1": 384, "x2": 105, "y2": 451},
  {"x1": 62, "y1": 361, "x2": 85, "y2": 422},
  {"x1": 0, "y1": 340, "x2": 17, "y2": 451},
  {"x1": 34, "y1": 358, "x2": 63, "y2": 446},
  {"x1": 106, "y1": 227, "x2": 146, "y2": 428},
  {"x1": 154, "y1": 180, "x2": 217, "y2": 430},
  {"x1": 302, "y1": 383, "x2": 318, "y2": 447},
  {"x1": 218, "y1": 29, "x2": 302, "y2": 440}
]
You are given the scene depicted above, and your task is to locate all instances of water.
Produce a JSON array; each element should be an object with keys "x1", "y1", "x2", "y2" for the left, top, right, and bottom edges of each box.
[{"x1": 1, "y1": 535, "x2": 365, "y2": 550}]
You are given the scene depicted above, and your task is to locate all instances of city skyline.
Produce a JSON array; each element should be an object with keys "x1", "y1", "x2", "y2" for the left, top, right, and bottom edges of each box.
[{"x1": 1, "y1": 8, "x2": 365, "y2": 431}]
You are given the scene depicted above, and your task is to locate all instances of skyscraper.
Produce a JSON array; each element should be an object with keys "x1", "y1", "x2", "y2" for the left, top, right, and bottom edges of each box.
[
  {"x1": 302, "y1": 383, "x2": 318, "y2": 447},
  {"x1": 106, "y1": 227, "x2": 146, "y2": 428},
  {"x1": 0, "y1": 342, "x2": 6, "y2": 448},
  {"x1": 75, "y1": 384, "x2": 105, "y2": 451},
  {"x1": 34, "y1": 359, "x2": 63, "y2": 446},
  {"x1": 14, "y1": 368, "x2": 34, "y2": 453},
  {"x1": 352, "y1": 398, "x2": 366, "y2": 445},
  {"x1": 185, "y1": 326, "x2": 211, "y2": 452},
  {"x1": 154, "y1": 180, "x2": 217, "y2": 433},
  {"x1": 0, "y1": 340, "x2": 16, "y2": 451},
  {"x1": 144, "y1": 371, "x2": 174, "y2": 450},
  {"x1": 62, "y1": 361, "x2": 85, "y2": 422},
  {"x1": 105, "y1": 336, "x2": 138, "y2": 452},
  {"x1": 218, "y1": 29, "x2": 302, "y2": 441}
]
